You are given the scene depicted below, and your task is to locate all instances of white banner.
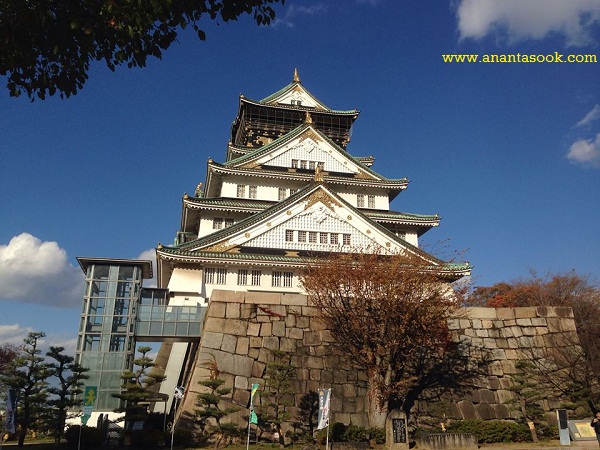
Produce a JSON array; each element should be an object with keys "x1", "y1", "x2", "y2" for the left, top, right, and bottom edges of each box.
[{"x1": 317, "y1": 388, "x2": 331, "y2": 430}]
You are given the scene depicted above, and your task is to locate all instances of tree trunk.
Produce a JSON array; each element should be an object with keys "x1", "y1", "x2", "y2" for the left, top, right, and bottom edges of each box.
[{"x1": 366, "y1": 386, "x2": 387, "y2": 428}]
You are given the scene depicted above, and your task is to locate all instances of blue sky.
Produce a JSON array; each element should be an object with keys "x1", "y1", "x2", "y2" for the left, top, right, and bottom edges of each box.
[{"x1": 1, "y1": 0, "x2": 599, "y2": 354}]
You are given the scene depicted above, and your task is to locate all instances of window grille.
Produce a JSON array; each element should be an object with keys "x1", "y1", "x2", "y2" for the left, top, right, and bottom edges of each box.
[
  {"x1": 357, "y1": 194, "x2": 365, "y2": 208},
  {"x1": 237, "y1": 184, "x2": 246, "y2": 198},
  {"x1": 278, "y1": 188, "x2": 287, "y2": 200},
  {"x1": 213, "y1": 218, "x2": 223, "y2": 230},
  {"x1": 237, "y1": 269, "x2": 248, "y2": 285},
  {"x1": 320, "y1": 232, "x2": 328, "y2": 244},
  {"x1": 224, "y1": 218, "x2": 234, "y2": 227},
  {"x1": 309, "y1": 232, "x2": 317, "y2": 243},
  {"x1": 285, "y1": 230, "x2": 294, "y2": 242},
  {"x1": 368, "y1": 195, "x2": 375, "y2": 208},
  {"x1": 249, "y1": 185, "x2": 257, "y2": 199},
  {"x1": 330, "y1": 234, "x2": 339, "y2": 245},
  {"x1": 205, "y1": 268, "x2": 215, "y2": 284},
  {"x1": 298, "y1": 231, "x2": 307, "y2": 242},
  {"x1": 343, "y1": 234, "x2": 351, "y2": 245},
  {"x1": 272, "y1": 271, "x2": 282, "y2": 287},
  {"x1": 292, "y1": 159, "x2": 299, "y2": 168},
  {"x1": 251, "y1": 270, "x2": 261, "y2": 286},
  {"x1": 216, "y1": 268, "x2": 227, "y2": 284},
  {"x1": 283, "y1": 272, "x2": 293, "y2": 287}
]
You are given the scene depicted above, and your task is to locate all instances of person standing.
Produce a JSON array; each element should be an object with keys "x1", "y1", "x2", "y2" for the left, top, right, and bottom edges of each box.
[{"x1": 591, "y1": 411, "x2": 600, "y2": 445}]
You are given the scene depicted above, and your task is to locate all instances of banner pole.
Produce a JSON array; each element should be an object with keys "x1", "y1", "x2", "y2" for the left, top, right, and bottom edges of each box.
[{"x1": 246, "y1": 414, "x2": 251, "y2": 450}]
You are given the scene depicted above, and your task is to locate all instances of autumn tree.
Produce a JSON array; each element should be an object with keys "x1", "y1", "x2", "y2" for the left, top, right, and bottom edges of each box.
[
  {"x1": 0, "y1": 0, "x2": 284, "y2": 99},
  {"x1": 114, "y1": 346, "x2": 166, "y2": 429},
  {"x1": 468, "y1": 271, "x2": 600, "y2": 407},
  {"x1": 45, "y1": 346, "x2": 89, "y2": 445},
  {"x1": 301, "y1": 251, "x2": 479, "y2": 429},
  {"x1": 0, "y1": 332, "x2": 50, "y2": 447}
]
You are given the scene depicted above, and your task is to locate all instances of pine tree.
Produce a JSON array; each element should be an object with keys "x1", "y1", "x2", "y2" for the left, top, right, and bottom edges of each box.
[
  {"x1": 0, "y1": 332, "x2": 49, "y2": 447},
  {"x1": 45, "y1": 346, "x2": 89, "y2": 445}
]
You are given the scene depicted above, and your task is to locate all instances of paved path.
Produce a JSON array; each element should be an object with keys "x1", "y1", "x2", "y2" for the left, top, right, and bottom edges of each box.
[{"x1": 481, "y1": 440, "x2": 599, "y2": 450}]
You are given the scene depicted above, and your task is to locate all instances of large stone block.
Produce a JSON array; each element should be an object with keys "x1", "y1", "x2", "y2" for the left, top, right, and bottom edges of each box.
[
  {"x1": 514, "y1": 307, "x2": 537, "y2": 318},
  {"x1": 457, "y1": 401, "x2": 477, "y2": 419},
  {"x1": 260, "y1": 322, "x2": 272, "y2": 337},
  {"x1": 474, "y1": 403, "x2": 495, "y2": 420},
  {"x1": 288, "y1": 328, "x2": 304, "y2": 340},
  {"x1": 492, "y1": 404, "x2": 510, "y2": 419},
  {"x1": 211, "y1": 290, "x2": 245, "y2": 303},
  {"x1": 263, "y1": 336, "x2": 279, "y2": 350},
  {"x1": 226, "y1": 302, "x2": 240, "y2": 319},
  {"x1": 208, "y1": 301, "x2": 226, "y2": 318},
  {"x1": 479, "y1": 389, "x2": 496, "y2": 404},
  {"x1": 245, "y1": 291, "x2": 281, "y2": 304},
  {"x1": 281, "y1": 293, "x2": 308, "y2": 306},
  {"x1": 236, "y1": 337, "x2": 250, "y2": 355},
  {"x1": 202, "y1": 331, "x2": 224, "y2": 349},
  {"x1": 272, "y1": 320, "x2": 286, "y2": 337},
  {"x1": 496, "y1": 309, "x2": 515, "y2": 320},
  {"x1": 303, "y1": 331, "x2": 322, "y2": 346},
  {"x1": 466, "y1": 307, "x2": 498, "y2": 320},
  {"x1": 221, "y1": 334, "x2": 238, "y2": 353},
  {"x1": 280, "y1": 337, "x2": 297, "y2": 353},
  {"x1": 251, "y1": 360, "x2": 266, "y2": 378}
]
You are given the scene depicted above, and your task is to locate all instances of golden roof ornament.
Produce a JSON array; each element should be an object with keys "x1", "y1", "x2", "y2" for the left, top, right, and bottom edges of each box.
[
  {"x1": 194, "y1": 183, "x2": 203, "y2": 197},
  {"x1": 304, "y1": 111, "x2": 313, "y2": 124},
  {"x1": 293, "y1": 68, "x2": 300, "y2": 83},
  {"x1": 314, "y1": 164, "x2": 324, "y2": 182}
]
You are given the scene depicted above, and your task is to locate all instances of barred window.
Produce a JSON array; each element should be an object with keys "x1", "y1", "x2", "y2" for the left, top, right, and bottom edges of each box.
[
  {"x1": 291, "y1": 159, "x2": 299, "y2": 168},
  {"x1": 309, "y1": 161, "x2": 315, "y2": 170},
  {"x1": 309, "y1": 232, "x2": 317, "y2": 243},
  {"x1": 272, "y1": 271, "x2": 282, "y2": 287},
  {"x1": 249, "y1": 185, "x2": 257, "y2": 199},
  {"x1": 368, "y1": 195, "x2": 375, "y2": 208},
  {"x1": 237, "y1": 184, "x2": 246, "y2": 198},
  {"x1": 357, "y1": 194, "x2": 365, "y2": 208},
  {"x1": 298, "y1": 231, "x2": 307, "y2": 242},
  {"x1": 224, "y1": 218, "x2": 234, "y2": 227},
  {"x1": 285, "y1": 230, "x2": 294, "y2": 242},
  {"x1": 283, "y1": 272, "x2": 293, "y2": 287},
  {"x1": 290, "y1": 188, "x2": 299, "y2": 195},
  {"x1": 251, "y1": 270, "x2": 261, "y2": 286},
  {"x1": 343, "y1": 234, "x2": 351, "y2": 245},
  {"x1": 213, "y1": 218, "x2": 223, "y2": 230},
  {"x1": 205, "y1": 268, "x2": 215, "y2": 284},
  {"x1": 320, "y1": 232, "x2": 328, "y2": 244},
  {"x1": 330, "y1": 233, "x2": 339, "y2": 245},
  {"x1": 237, "y1": 269, "x2": 248, "y2": 286},
  {"x1": 216, "y1": 268, "x2": 227, "y2": 284}
]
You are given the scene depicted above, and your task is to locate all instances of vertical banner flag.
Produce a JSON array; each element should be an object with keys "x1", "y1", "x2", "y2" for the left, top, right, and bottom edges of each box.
[
  {"x1": 317, "y1": 388, "x2": 331, "y2": 430},
  {"x1": 249, "y1": 383, "x2": 259, "y2": 425},
  {"x1": 81, "y1": 386, "x2": 97, "y2": 426},
  {"x1": 5, "y1": 389, "x2": 17, "y2": 434}
]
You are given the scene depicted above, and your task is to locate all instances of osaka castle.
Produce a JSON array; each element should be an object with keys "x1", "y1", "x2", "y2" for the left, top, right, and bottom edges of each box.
[{"x1": 75, "y1": 70, "x2": 470, "y2": 420}]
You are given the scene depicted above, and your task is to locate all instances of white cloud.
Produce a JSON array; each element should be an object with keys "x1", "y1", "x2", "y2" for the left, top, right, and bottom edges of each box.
[
  {"x1": 0, "y1": 325, "x2": 78, "y2": 358},
  {"x1": 456, "y1": 0, "x2": 600, "y2": 46},
  {"x1": 575, "y1": 104, "x2": 600, "y2": 128},
  {"x1": 0, "y1": 233, "x2": 84, "y2": 307},
  {"x1": 273, "y1": 4, "x2": 328, "y2": 28},
  {"x1": 136, "y1": 248, "x2": 157, "y2": 288},
  {"x1": 567, "y1": 132, "x2": 600, "y2": 167}
]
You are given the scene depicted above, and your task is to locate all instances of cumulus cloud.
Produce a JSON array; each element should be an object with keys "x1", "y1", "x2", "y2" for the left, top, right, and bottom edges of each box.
[
  {"x1": 273, "y1": 3, "x2": 328, "y2": 28},
  {"x1": 456, "y1": 0, "x2": 600, "y2": 46},
  {"x1": 576, "y1": 104, "x2": 600, "y2": 128},
  {"x1": 0, "y1": 233, "x2": 84, "y2": 307},
  {"x1": 567, "y1": 132, "x2": 600, "y2": 167},
  {"x1": 136, "y1": 248, "x2": 157, "y2": 288}
]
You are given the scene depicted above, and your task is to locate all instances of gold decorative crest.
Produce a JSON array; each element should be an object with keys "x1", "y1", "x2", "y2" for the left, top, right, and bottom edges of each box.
[{"x1": 304, "y1": 190, "x2": 341, "y2": 211}]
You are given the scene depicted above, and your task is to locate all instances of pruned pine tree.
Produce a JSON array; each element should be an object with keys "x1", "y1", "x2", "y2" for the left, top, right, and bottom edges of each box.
[
  {"x1": 302, "y1": 251, "x2": 478, "y2": 429},
  {"x1": 0, "y1": 332, "x2": 50, "y2": 447},
  {"x1": 194, "y1": 356, "x2": 241, "y2": 447},
  {"x1": 45, "y1": 346, "x2": 89, "y2": 445},
  {"x1": 114, "y1": 346, "x2": 166, "y2": 428},
  {"x1": 256, "y1": 349, "x2": 295, "y2": 447}
]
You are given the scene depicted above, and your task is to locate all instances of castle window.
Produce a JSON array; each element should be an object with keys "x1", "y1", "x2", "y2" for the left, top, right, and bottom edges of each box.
[
  {"x1": 285, "y1": 230, "x2": 294, "y2": 242},
  {"x1": 330, "y1": 234, "x2": 339, "y2": 245},
  {"x1": 309, "y1": 161, "x2": 315, "y2": 170},
  {"x1": 343, "y1": 234, "x2": 351, "y2": 246},
  {"x1": 224, "y1": 218, "x2": 234, "y2": 227},
  {"x1": 237, "y1": 184, "x2": 246, "y2": 198},
  {"x1": 237, "y1": 269, "x2": 248, "y2": 286},
  {"x1": 298, "y1": 231, "x2": 307, "y2": 242},
  {"x1": 251, "y1": 270, "x2": 261, "y2": 286},
  {"x1": 249, "y1": 185, "x2": 257, "y2": 199},
  {"x1": 291, "y1": 159, "x2": 299, "y2": 169},
  {"x1": 272, "y1": 271, "x2": 293, "y2": 288},
  {"x1": 216, "y1": 268, "x2": 227, "y2": 284},
  {"x1": 357, "y1": 194, "x2": 365, "y2": 208},
  {"x1": 320, "y1": 232, "x2": 328, "y2": 244},
  {"x1": 368, "y1": 195, "x2": 376, "y2": 208},
  {"x1": 278, "y1": 188, "x2": 287, "y2": 200},
  {"x1": 205, "y1": 268, "x2": 227, "y2": 285},
  {"x1": 290, "y1": 188, "x2": 298, "y2": 195},
  {"x1": 213, "y1": 218, "x2": 223, "y2": 230},
  {"x1": 309, "y1": 232, "x2": 318, "y2": 243}
]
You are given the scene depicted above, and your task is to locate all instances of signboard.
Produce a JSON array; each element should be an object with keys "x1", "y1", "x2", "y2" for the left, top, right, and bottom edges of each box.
[
  {"x1": 393, "y1": 418, "x2": 407, "y2": 444},
  {"x1": 568, "y1": 420, "x2": 597, "y2": 441},
  {"x1": 81, "y1": 385, "x2": 97, "y2": 425}
]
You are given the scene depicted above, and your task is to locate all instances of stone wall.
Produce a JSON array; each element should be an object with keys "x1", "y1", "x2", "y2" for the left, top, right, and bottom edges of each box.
[{"x1": 178, "y1": 292, "x2": 580, "y2": 430}]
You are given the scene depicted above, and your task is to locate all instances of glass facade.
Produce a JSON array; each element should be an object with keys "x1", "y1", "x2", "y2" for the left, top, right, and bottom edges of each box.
[{"x1": 76, "y1": 259, "x2": 147, "y2": 411}]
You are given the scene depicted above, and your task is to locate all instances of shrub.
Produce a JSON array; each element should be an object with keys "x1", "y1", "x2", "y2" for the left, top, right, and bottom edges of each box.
[
  {"x1": 316, "y1": 423, "x2": 385, "y2": 444},
  {"x1": 446, "y1": 419, "x2": 531, "y2": 443}
]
